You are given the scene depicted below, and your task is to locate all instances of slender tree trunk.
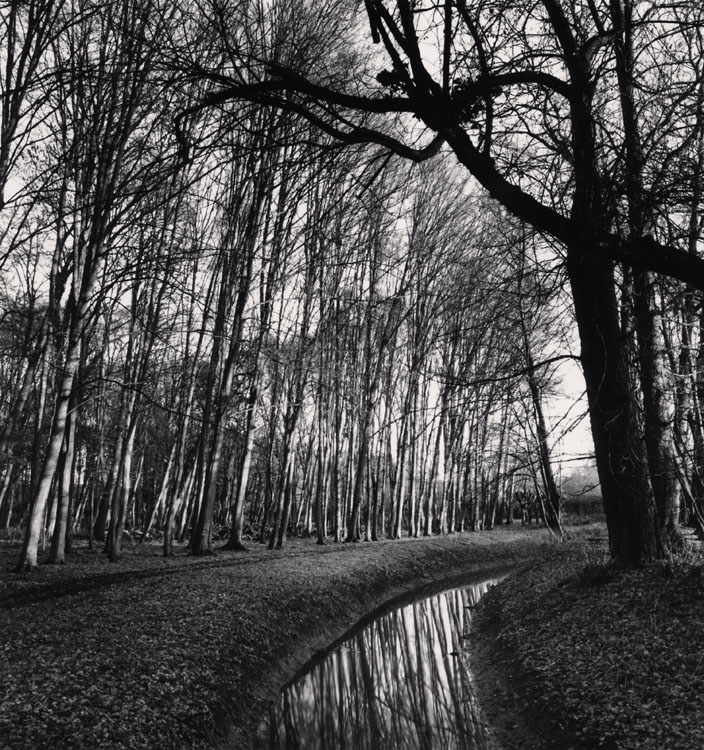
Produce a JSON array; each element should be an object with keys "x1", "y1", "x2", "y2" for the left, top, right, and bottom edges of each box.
[
  {"x1": 525, "y1": 347, "x2": 561, "y2": 532},
  {"x1": 425, "y1": 413, "x2": 443, "y2": 536},
  {"x1": 409, "y1": 383, "x2": 420, "y2": 538},
  {"x1": 224, "y1": 378, "x2": 260, "y2": 551},
  {"x1": 276, "y1": 454, "x2": 296, "y2": 549},
  {"x1": 94, "y1": 419, "x2": 124, "y2": 543},
  {"x1": 47, "y1": 391, "x2": 77, "y2": 564},
  {"x1": 141, "y1": 444, "x2": 176, "y2": 541},
  {"x1": 0, "y1": 465, "x2": 14, "y2": 525},
  {"x1": 16, "y1": 324, "x2": 84, "y2": 570},
  {"x1": 392, "y1": 415, "x2": 409, "y2": 539},
  {"x1": 106, "y1": 421, "x2": 137, "y2": 562},
  {"x1": 269, "y1": 437, "x2": 295, "y2": 550}
]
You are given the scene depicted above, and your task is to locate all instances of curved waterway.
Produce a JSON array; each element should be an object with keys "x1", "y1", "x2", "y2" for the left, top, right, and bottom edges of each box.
[{"x1": 258, "y1": 574, "x2": 505, "y2": 750}]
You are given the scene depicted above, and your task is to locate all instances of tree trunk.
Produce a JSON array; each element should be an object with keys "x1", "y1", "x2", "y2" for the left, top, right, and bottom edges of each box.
[
  {"x1": 568, "y1": 246, "x2": 664, "y2": 562},
  {"x1": 276, "y1": 455, "x2": 296, "y2": 549},
  {"x1": 47, "y1": 392, "x2": 77, "y2": 565},
  {"x1": 632, "y1": 271, "x2": 680, "y2": 537},
  {"x1": 16, "y1": 327, "x2": 83, "y2": 570},
  {"x1": 106, "y1": 421, "x2": 137, "y2": 562}
]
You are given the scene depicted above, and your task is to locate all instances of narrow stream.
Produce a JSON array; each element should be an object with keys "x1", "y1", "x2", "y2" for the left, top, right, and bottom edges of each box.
[{"x1": 258, "y1": 575, "x2": 503, "y2": 750}]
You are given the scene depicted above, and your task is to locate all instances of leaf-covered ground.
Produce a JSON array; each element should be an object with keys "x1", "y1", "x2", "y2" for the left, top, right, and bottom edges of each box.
[
  {"x1": 5, "y1": 525, "x2": 698, "y2": 750},
  {"x1": 0, "y1": 527, "x2": 555, "y2": 750},
  {"x1": 470, "y1": 539, "x2": 704, "y2": 750}
]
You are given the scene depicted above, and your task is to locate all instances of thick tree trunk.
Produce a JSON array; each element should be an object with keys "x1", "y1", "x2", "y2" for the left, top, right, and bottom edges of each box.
[
  {"x1": 568, "y1": 246, "x2": 664, "y2": 562},
  {"x1": 607, "y1": 0, "x2": 676, "y2": 555}
]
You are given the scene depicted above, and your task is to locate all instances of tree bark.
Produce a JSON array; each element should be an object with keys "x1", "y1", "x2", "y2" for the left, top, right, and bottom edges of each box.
[
  {"x1": 568, "y1": 246, "x2": 664, "y2": 562},
  {"x1": 47, "y1": 390, "x2": 77, "y2": 565}
]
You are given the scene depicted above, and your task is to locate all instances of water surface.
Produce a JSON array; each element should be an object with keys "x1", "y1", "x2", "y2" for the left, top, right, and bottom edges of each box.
[{"x1": 260, "y1": 576, "x2": 502, "y2": 750}]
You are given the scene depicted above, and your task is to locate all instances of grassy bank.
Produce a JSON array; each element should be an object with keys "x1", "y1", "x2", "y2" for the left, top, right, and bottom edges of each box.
[
  {"x1": 1, "y1": 526, "x2": 554, "y2": 750},
  {"x1": 471, "y1": 539, "x2": 704, "y2": 750}
]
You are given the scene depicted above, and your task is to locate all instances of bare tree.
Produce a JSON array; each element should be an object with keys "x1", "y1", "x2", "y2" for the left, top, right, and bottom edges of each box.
[{"x1": 184, "y1": 0, "x2": 704, "y2": 561}]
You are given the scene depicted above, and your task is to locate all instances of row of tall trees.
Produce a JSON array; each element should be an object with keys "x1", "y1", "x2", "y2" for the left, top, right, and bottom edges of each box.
[
  {"x1": 0, "y1": 0, "x2": 570, "y2": 571},
  {"x1": 187, "y1": 0, "x2": 704, "y2": 563},
  {"x1": 1, "y1": 67, "x2": 568, "y2": 565},
  {"x1": 3, "y1": 0, "x2": 703, "y2": 568}
]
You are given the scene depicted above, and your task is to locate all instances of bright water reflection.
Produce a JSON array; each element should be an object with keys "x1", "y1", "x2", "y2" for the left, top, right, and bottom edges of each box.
[{"x1": 261, "y1": 578, "x2": 501, "y2": 750}]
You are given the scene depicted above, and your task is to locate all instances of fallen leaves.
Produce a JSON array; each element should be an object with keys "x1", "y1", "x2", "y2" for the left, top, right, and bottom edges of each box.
[
  {"x1": 475, "y1": 542, "x2": 704, "y2": 750},
  {"x1": 0, "y1": 527, "x2": 555, "y2": 749}
]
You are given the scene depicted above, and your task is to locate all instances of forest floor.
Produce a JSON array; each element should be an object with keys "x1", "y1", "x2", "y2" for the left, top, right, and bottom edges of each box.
[
  {"x1": 1, "y1": 524, "x2": 702, "y2": 750},
  {"x1": 469, "y1": 535, "x2": 704, "y2": 750},
  {"x1": 0, "y1": 525, "x2": 555, "y2": 750}
]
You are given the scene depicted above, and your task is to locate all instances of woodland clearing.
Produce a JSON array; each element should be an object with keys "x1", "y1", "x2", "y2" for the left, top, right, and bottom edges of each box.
[{"x1": 1, "y1": 524, "x2": 701, "y2": 750}]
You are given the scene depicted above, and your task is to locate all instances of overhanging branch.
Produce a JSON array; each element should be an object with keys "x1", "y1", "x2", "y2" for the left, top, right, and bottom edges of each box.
[{"x1": 178, "y1": 64, "x2": 704, "y2": 291}]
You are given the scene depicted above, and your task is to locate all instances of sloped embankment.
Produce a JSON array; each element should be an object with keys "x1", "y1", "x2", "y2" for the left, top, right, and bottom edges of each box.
[
  {"x1": 1, "y1": 527, "x2": 554, "y2": 750},
  {"x1": 470, "y1": 542, "x2": 704, "y2": 750}
]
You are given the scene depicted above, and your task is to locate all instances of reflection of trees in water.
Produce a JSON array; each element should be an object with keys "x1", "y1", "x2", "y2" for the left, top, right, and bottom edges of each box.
[{"x1": 266, "y1": 581, "x2": 496, "y2": 750}]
